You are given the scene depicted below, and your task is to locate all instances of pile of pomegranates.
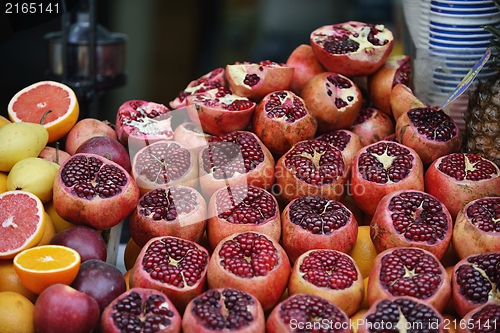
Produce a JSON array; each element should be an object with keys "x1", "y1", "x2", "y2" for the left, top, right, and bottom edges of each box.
[{"x1": 9, "y1": 20, "x2": 500, "y2": 333}]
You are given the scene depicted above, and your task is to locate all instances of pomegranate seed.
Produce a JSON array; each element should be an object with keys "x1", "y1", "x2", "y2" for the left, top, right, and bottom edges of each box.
[
  {"x1": 408, "y1": 108, "x2": 457, "y2": 142},
  {"x1": 316, "y1": 131, "x2": 352, "y2": 151},
  {"x1": 244, "y1": 74, "x2": 260, "y2": 87},
  {"x1": 299, "y1": 250, "x2": 358, "y2": 289},
  {"x1": 438, "y1": 153, "x2": 498, "y2": 181},
  {"x1": 466, "y1": 197, "x2": 500, "y2": 232},
  {"x1": 469, "y1": 303, "x2": 500, "y2": 332},
  {"x1": 138, "y1": 187, "x2": 197, "y2": 221},
  {"x1": 264, "y1": 91, "x2": 308, "y2": 123}
]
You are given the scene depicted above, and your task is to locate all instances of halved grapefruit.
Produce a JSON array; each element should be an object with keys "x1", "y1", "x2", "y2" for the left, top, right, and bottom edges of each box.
[{"x1": 7, "y1": 81, "x2": 79, "y2": 143}]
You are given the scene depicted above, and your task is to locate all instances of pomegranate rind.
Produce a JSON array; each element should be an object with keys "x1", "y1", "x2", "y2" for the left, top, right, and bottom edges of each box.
[
  {"x1": 52, "y1": 153, "x2": 140, "y2": 230},
  {"x1": 129, "y1": 236, "x2": 210, "y2": 313},
  {"x1": 100, "y1": 287, "x2": 182, "y2": 333},
  {"x1": 172, "y1": 122, "x2": 212, "y2": 156},
  {"x1": 288, "y1": 249, "x2": 364, "y2": 317},
  {"x1": 285, "y1": 44, "x2": 326, "y2": 95},
  {"x1": 456, "y1": 299, "x2": 500, "y2": 333},
  {"x1": 129, "y1": 186, "x2": 208, "y2": 247},
  {"x1": 207, "y1": 185, "x2": 281, "y2": 250},
  {"x1": 131, "y1": 140, "x2": 199, "y2": 196},
  {"x1": 424, "y1": 153, "x2": 500, "y2": 219},
  {"x1": 451, "y1": 252, "x2": 500, "y2": 318},
  {"x1": 315, "y1": 129, "x2": 363, "y2": 170},
  {"x1": 198, "y1": 131, "x2": 276, "y2": 199},
  {"x1": 350, "y1": 107, "x2": 395, "y2": 147},
  {"x1": 390, "y1": 83, "x2": 426, "y2": 122},
  {"x1": 310, "y1": 21, "x2": 394, "y2": 77},
  {"x1": 370, "y1": 190, "x2": 452, "y2": 260},
  {"x1": 452, "y1": 197, "x2": 500, "y2": 260},
  {"x1": 350, "y1": 140, "x2": 425, "y2": 216},
  {"x1": 185, "y1": 88, "x2": 256, "y2": 137},
  {"x1": 206, "y1": 231, "x2": 291, "y2": 311},
  {"x1": 367, "y1": 247, "x2": 451, "y2": 313},
  {"x1": 251, "y1": 90, "x2": 318, "y2": 156},
  {"x1": 225, "y1": 61, "x2": 294, "y2": 101},
  {"x1": 301, "y1": 72, "x2": 363, "y2": 133},
  {"x1": 182, "y1": 288, "x2": 265, "y2": 333},
  {"x1": 281, "y1": 197, "x2": 358, "y2": 263},
  {"x1": 357, "y1": 296, "x2": 445, "y2": 333}
]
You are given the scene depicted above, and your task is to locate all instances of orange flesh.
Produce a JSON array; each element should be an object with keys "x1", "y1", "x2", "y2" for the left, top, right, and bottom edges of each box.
[
  {"x1": 12, "y1": 84, "x2": 71, "y2": 124},
  {"x1": 0, "y1": 194, "x2": 40, "y2": 251},
  {"x1": 15, "y1": 247, "x2": 78, "y2": 271}
]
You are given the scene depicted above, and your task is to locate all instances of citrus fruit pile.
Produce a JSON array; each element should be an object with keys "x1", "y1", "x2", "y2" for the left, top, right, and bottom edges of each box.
[{"x1": 1, "y1": 19, "x2": 499, "y2": 333}]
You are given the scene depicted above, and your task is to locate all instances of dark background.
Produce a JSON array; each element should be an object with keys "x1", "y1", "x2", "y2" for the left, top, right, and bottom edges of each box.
[{"x1": 0, "y1": 0, "x2": 401, "y2": 122}]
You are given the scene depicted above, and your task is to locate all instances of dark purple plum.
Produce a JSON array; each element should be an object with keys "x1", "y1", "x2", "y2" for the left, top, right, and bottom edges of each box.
[{"x1": 50, "y1": 225, "x2": 107, "y2": 262}]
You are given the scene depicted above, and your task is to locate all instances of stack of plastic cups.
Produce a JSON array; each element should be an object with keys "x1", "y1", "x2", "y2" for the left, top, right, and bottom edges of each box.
[{"x1": 405, "y1": 0, "x2": 500, "y2": 131}]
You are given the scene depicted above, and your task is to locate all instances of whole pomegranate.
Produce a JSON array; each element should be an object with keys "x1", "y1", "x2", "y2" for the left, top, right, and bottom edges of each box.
[
  {"x1": 131, "y1": 140, "x2": 198, "y2": 195},
  {"x1": 367, "y1": 247, "x2": 451, "y2": 313},
  {"x1": 368, "y1": 54, "x2": 410, "y2": 115},
  {"x1": 350, "y1": 107, "x2": 395, "y2": 147},
  {"x1": 185, "y1": 86, "x2": 256, "y2": 136},
  {"x1": 350, "y1": 140, "x2": 425, "y2": 216},
  {"x1": 310, "y1": 21, "x2": 394, "y2": 77},
  {"x1": 456, "y1": 300, "x2": 500, "y2": 333},
  {"x1": 100, "y1": 287, "x2": 181, "y2": 333},
  {"x1": 281, "y1": 195, "x2": 358, "y2": 263},
  {"x1": 315, "y1": 129, "x2": 363, "y2": 169},
  {"x1": 169, "y1": 67, "x2": 226, "y2": 109},
  {"x1": 390, "y1": 83, "x2": 426, "y2": 121},
  {"x1": 301, "y1": 72, "x2": 363, "y2": 133},
  {"x1": 225, "y1": 60, "x2": 294, "y2": 101},
  {"x1": 129, "y1": 186, "x2": 207, "y2": 247},
  {"x1": 451, "y1": 251, "x2": 500, "y2": 318},
  {"x1": 370, "y1": 190, "x2": 453, "y2": 260},
  {"x1": 206, "y1": 231, "x2": 291, "y2": 311},
  {"x1": 396, "y1": 107, "x2": 462, "y2": 166},
  {"x1": 198, "y1": 131, "x2": 275, "y2": 198},
  {"x1": 285, "y1": 44, "x2": 326, "y2": 95},
  {"x1": 357, "y1": 296, "x2": 445, "y2": 333},
  {"x1": 425, "y1": 153, "x2": 500, "y2": 219},
  {"x1": 182, "y1": 288, "x2": 265, "y2": 333},
  {"x1": 64, "y1": 118, "x2": 117, "y2": 155},
  {"x1": 266, "y1": 294, "x2": 351, "y2": 333},
  {"x1": 288, "y1": 249, "x2": 364, "y2": 317},
  {"x1": 207, "y1": 184, "x2": 281, "y2": 250},
  {"x1": 274, "y1": 139, "x2": 348, "y2": 203},
  {"x1": 129, "y1": 236, "x2": 210, "y2": 312},
  {"x1": 115, "y1": 100, "x2": 174, "y2": 155},
  {"x1": 453, "y1": 196, "x2": 500, "y2": 259},
  {"x1": 52, "y1": 153, "x2": 140, "y2": 230},
  {"x1": 251, "y1": 90, "x2": 317, "y2": 156}
]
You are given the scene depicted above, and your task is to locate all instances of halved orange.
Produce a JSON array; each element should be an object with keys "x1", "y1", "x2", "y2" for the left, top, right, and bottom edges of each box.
[
  {"x1": 13, "y1": 245, "x2": 81, "y2": 295},
  {"x1": 0, "y1": 190, "x2": 46, "y2": 259},
  {"x1": 7, "y1": 81, "x2": 79, "y2": 143}
]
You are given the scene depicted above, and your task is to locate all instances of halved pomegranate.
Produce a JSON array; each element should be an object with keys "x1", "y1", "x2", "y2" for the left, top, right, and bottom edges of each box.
[
  {"x1": 357, "y1": 296, "x2": 445, "y2": 333},
  {"x1": 172, "y1": 121, "x2": 212, "y2": 156},
  {"x1": 368, "y1": 54, "x2": 411, "y2": 115},
  {"x1": 185, "y1": 86, "x2": 256, "y2": 136},
  {"x1": 100, "y1": 287, "x2": 181, "y2": 333},
  {"x1": 115, "y1": 100, "x2": 174, "y2": 152},
  {"x1": 396, "y1": 107, "x2": 462, "y2": 165},
  {"x1": 266, "y1": 294, "x2": 351, "y2": 333},
  {"x1": 207, "y1": 184, "x2": 280, "y2": 250},
  {"x1": 225, "y1": 60, "x2": 294, "y2": 101},
  {"x1": 169, "y1": 67, "x2": 226, "y2": 109},
  {"x1": 370, "y1": 190, "x2": 453, "y2": 260},
  {"x1": 274, "y1": 139, "x2": 348, "y2": 203},
  {"x1": 281, "y1": 195, "x2": 358, "y2": 263},
  {"x1": 52, "y1": 153, "x2": 140, "y2": 230},
  {"x1": 251, "y1": 90, "x2": 317, "y2": 156},
  {"x1": 182, "y1": 288, "x2": 265, "y2": 333},
  {"x1": 285, "y1": 44, "x2": 326, "y2": 95},
  {"x1": 350, "y1": 140, "x2": 425, "y2": 216},
  {"x1": 131, "y1": 140, "x2": 198, "y2": 196},
  {"x1": 367, "y1": 247, "x2": 451, "y2": 313},
  {"x1": 198, "y1": 131, "x2": 275, "y2": 199},
  {"x1": 350, "y1": 107, "x2": 395, "y2": 147},
  {"x1": 129, "y1": 236, "x2": 210, "y2": 312},
  {"x1": 301, "y1": 72, "x2": 363, "y2": 133},
  {"x1": 457, "y1": 300, "x2": 500, "y2": 333},
  {"x1": 310, "y1": 21, "x2": 394, "y2": 77},
  {"x1": 453, "y1": 196, "x2": 500, "y2": 259},
  {"x1": 288, "y1": 249, "x2": 364, "y2": 317},
  {"x1": 129, "y1": 186, "x2": 207, "y2": 247},
  {"x1": 315, "y1": 129, "x2": 363, "y2": 169},
  {"x1": 451, "y1": 251, "x2": 500, "y2": 318},
  {"x1": 206, "y1": 231, "x2": 291, "y2": 311},
  {"x1": 425, "y1": 153, "x2": 500, "y2": 219}
]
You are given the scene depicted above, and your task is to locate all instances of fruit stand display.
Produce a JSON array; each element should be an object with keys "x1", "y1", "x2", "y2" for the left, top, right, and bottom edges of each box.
[{"x1": 1, "y1": 19, "x2": 500, "y2": 333}]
